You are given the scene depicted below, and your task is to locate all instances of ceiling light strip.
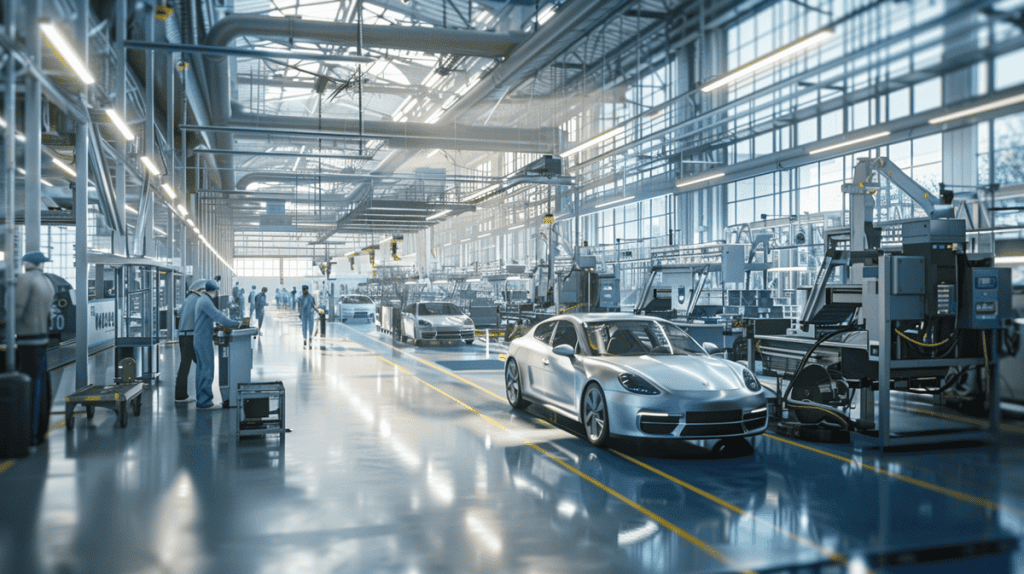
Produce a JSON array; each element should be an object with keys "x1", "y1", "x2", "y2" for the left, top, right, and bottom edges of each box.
[
  {"x1": 808, "y1": 131, "x2": 890, "y2": 155},
  {"x1": 701, "y1": 28, "x2": 834, "y2": 93}
]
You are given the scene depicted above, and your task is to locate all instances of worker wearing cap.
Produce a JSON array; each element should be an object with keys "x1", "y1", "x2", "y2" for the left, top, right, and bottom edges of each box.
[
  {"x1": 193, "y1": 279, "x2": 240, "y2": 410},
  {"x1": 15, "y1": 251, "x2": 56, "y2": 445},
  {"x1": 298, "y1": 285, "x2": 316, "y2": 347},
  {"x1": 174, "y1": 279, "x2": 208, "y2": 403},
  {"x1": 254, "y1": 287, "x2": 268, "y2": 333}
]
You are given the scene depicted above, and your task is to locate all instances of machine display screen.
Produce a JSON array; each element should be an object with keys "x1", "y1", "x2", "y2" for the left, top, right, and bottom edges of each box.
[{"x1": 976, "y1": 276, "x2": 997, "y2": 289}]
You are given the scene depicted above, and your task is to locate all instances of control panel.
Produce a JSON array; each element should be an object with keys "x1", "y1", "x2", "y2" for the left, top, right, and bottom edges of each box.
[{"x1": 959, "y1": 267, "x2": 1011, "y2": 330}]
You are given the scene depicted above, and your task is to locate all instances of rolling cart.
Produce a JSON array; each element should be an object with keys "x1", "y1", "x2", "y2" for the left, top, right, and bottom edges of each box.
[{"x1": 65, "y1": 383, "x2": 143, "y2": 429}]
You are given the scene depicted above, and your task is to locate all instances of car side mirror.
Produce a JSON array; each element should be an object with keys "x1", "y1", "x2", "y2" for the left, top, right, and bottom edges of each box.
[
  {"x1": 702, "y1": 342, "x2": 722, "y2": 354},
  {"x1": 553, "y1": 344, "x2": 575, "y2": 357}
]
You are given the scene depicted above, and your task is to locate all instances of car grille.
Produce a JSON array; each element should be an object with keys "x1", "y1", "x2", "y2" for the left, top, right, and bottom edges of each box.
[
  {"x1": 638, "y1": 415, "x2": 682, "y2": 435},
  {"x1": 679, "y1": 422, "x2": 745, "y2": 437},
  {"x1": 687, "y1": 409, "x2": 740, "y2": 424},
  {"x1": 675, "y1": 409, "x2": 766, "y2": 438}
]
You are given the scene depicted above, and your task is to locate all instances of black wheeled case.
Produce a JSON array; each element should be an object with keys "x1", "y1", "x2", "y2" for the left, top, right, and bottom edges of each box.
[{"x1": 0, "y1": 372, "x2": 33, "y2": 457}]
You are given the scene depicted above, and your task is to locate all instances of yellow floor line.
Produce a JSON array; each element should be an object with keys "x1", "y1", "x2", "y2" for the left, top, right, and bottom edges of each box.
[
  {"x1": 0, "y1": 415, "x2": 77, "y2": 475},
  {"x1": 764, "y1": 433, "x2": 1022, "y2": 516},
  {"x1": 897, "y1": 406, "x2": 1024, "y2": 435},
  {"x1": 373, "y1": 354, "x2": 756, "y2": 574},
  {"x1": 611, "y1": 449, "x2": 849, "y2": 567}
]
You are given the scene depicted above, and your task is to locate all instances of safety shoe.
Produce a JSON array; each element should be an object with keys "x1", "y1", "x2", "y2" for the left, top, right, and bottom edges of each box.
[
  {"x1": 175, "y1": 397, "x2": 195, "y2": 403},
  {"x1": 196, "y1": 403, "x2": 221, "y2": 411}
]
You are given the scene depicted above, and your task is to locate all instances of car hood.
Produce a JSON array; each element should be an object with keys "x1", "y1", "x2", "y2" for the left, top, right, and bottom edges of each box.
[
  {"x1": 420, "y1": 315, "x2": 471, "y2": 327},
  {"x1": 586, "y1": 354, "x2": 748, "y2": 393}
]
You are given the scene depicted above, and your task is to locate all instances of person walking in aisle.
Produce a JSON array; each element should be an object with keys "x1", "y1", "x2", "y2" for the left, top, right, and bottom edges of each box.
[
  {"x1": 290, "y1": 287, "x2": 297, "y2": 310},
  {"x1": 298, "y1": 285, "x2": 316, "y2": 348},
  {"x1": 193, "y1": 280, "x2": 240, "y2": 410},
  {"x1": 15, "y1": 251, "x2": 56, "y2": 446},
  {"x1": 247, "y1": 285, "x2": 256, "y2": 318},
  {"x1": 254, "y1": 287, "x2": 268, "y2": 334},
  {"x1": 174, "y1": 279, "x2": 208, "y2": 403}
]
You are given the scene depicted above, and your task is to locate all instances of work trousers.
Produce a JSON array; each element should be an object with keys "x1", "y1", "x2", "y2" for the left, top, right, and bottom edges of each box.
[
  {"x1": 195, "y1": 337, "x2": 217, "y2": 408},
  {"x1": 302, "y1": 313, "x2": 314, "y2": 339},
  {"x1": 16, "y1": 344, "x2": 50, "y2": 445},
  {"x1": 175, "y1": 334, "x2": 196, "y2": 399}
]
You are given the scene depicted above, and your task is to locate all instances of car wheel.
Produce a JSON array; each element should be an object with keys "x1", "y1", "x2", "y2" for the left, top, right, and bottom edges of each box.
[
  {"x1": 505, "y1": 358, "x2": 529, "y2": 409},
  {"x1": 581, "y1": 383, "x2": 610, "y2": 447},
  {"x1": 465, "y1": 340, "x2": 474, "y2": 345}
]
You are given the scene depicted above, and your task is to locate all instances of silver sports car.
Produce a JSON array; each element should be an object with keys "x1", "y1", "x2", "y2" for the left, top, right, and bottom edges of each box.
[{"x1": 504, "y1": 314, "x2": 767, "y2": 446}]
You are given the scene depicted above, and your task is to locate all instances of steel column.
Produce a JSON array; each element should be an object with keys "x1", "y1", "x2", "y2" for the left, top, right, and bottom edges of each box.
[{"x1": 74, "y1": 0, "x2": 90, "y2": 390}]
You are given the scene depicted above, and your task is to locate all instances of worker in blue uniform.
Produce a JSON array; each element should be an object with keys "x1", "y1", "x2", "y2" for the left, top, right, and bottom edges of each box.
[
  {"x1": 290, "y1": 287, "x2": 297, "y2": 310},
  {"x1": 233, "y1": 282, "x2": 245, "y2": 318},
  {"x1": 193, "y1": 279, "x2": 240, "y2": 410},
  {"x1": 248, "y1": 285, "x2": 256, "y2": 318},
  {"x1": 175, "y1": 279, "x2": 209, "y2": 403},
  {"x1": 298, "y1": 285, "x2": 316, "y2": 347},
  {"x1": 254, "y1": 287, "x2": 268, "y2": 333}
]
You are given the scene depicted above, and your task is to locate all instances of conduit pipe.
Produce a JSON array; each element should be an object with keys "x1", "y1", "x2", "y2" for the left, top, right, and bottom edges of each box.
[{"x1": 200, "y1": 15, "x2": 532, "y2": 185}]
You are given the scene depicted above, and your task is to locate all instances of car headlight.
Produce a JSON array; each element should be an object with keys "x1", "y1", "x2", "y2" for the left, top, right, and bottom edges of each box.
[
  {"x1": 618, "y1": 373, "x2": 660, "y2": 395},
  {"x1": 463, "y1": 318, "x2": 474, "y2": 326},
  {"x1": 418, "y1": 319, "x2": 433, "y2": 327},
  {"x1": 743, "y1": 370, "x2": 761, "y2": 392}
]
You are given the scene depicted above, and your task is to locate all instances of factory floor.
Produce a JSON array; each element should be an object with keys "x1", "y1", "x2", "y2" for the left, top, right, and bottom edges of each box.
[{"x1": 1, "y1": 308, "x2": 1023, "y2": 574}]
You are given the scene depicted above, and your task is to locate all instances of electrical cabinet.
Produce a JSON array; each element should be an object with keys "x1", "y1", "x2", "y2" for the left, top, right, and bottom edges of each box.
[{"x1": 959, "y1": 267, "x2": 1011, "y2": 330}]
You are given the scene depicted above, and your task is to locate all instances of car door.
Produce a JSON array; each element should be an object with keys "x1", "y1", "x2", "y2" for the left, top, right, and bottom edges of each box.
[
  {"x1": 522, "y1": 321, "x2": 556, "y2": 400},
  {"x1": 401, "y1": 304, "x2": 416, "y2": 339},
  {"x1": 545, "y1": 321, "x2": 584, "y2": 409}
]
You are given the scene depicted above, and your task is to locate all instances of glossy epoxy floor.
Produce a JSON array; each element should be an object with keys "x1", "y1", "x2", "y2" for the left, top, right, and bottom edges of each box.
[{"x1": 1, "y1": 309, "x2": 1023, "y2": 574}]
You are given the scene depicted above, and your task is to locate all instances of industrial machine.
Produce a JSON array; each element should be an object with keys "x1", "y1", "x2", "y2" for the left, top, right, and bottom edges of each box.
[{"x1": 757, "y1": 157, "x2": 1016, "y2": 447}]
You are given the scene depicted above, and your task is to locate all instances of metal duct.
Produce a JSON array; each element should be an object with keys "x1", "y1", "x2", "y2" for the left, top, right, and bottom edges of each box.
[
  {"x1": 227, "y1": 111, "x2": 557, "y2": 152},
  {"x1": 201, "y1": 15, "x2": 530, "y2": 186},
  {"x1": 440, "y1": 0, "x2": 628, "y2": 125}
]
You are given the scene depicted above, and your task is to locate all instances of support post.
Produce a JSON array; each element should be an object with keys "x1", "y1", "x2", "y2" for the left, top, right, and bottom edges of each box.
[
  {"x1": 23, "y1": 0, "x2": 41, "y2": 252},
  {"x1": 75, "y1": 0, "x2": 91, "y2": 389},
  {"x1": 3, "y1": 0, "x2": 17, "y2": 371}
]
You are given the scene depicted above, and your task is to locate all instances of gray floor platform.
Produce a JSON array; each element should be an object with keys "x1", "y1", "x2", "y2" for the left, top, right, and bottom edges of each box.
[{"x1": 1, "y1": 308, "x2": 1022, "y2": 574}]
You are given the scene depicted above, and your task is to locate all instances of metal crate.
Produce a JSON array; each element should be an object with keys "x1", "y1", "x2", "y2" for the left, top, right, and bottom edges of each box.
[{"x1": 236, "y1": 381, "x2": 286, "y2": 440}]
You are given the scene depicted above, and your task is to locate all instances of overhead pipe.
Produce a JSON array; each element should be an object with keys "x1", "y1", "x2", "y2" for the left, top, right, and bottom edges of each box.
[{"x1": 201, "y1": 14, "x2": 531, "y2": 186}]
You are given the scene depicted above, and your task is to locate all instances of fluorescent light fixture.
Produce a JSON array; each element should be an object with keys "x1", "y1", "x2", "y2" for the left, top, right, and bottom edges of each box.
[
  {"x1": 140, "y1": 155, "x2": 162, "y2": 176},
  {"x1": 478, "y1": 233, "x2": 491, "y2": 239},
  {"x1": 161, "y1": 183, "x2": 177, "y2": 199},
  {"x1": 701, "y1": 28, "x2": 834, "y2": 92},
  {"x1": 154, "y1": 227, "x2": 167, "y2": 237},
  {"x1": 126, "y1": 205, "x2": 139, "y2": 214},
  {"x1": 929, "y1": 92, "x2": 1024, "y2": 125},
  {"x1": 460, "y1": 238, "x2": 471, "y2": 243},
  {"x1": 16, "y1": 167, "x2": 25, "y2": 175},
  {"x1": 595, "y1": 195, "x2": 635, "y2": 209},
  {"x1": 427, "y1": 149, "x2": 441, "y2": 158},
  {"x1": 809, "y1": 131, "x2": 890, "y2": 155},
  {"x1": 995, "y1": 256, "x2": 1024, "y2": 265},
  {"x1": 466, "y1": 278, "x2": 482, "y2": 282},
  {"x1": 559, "y1": 126, "x2": 624, "y2": 158},
  {"x1": 186, "y1": 217, "x2": 195, "y2": 226},
  {"x1": 465, "y1": 183, "x2": 500, "y2": 202},
  {"x1": 433, "y1": 279, "x2": 449, "y2": 284},
  {"x1": 105, "y1": 109, "x2": 135, "y2": 141},
  {"x1": 425, "y1": 109, "x2": 444, "y2": 124},
  {"x1": 177, "y1": 204, "x2": 188, "y2": 216},
  {"x1": 40, "y1": 21, "x2": 96, "y2": 85},
  {"x1": 509, "y1": 224, "x2": 525, "y2": 230},
  {"x1": 426, "y1": 209, "x2": 451, "y2": 221},
  {"x1": 443, "y1": 243, "x2": 452, "y2": 247},
  {"x1": 537, "y1": 4, "x2": 557, "y2": 25},
  {"x1": 52, "y1": 158, "x2": 76, "y2": 177},
  {"x1": 768, "y1": 266, "x2": 808, "y2": 272},
  {"x1": 40, "y1": 179, "x2": 53, "y2": 187},
  {"x1": 405, "y1": 280, "x2": 418, "y2": 285},
  {"x1": 676, "y1": 172, "x2": 724, "y2": 188}
]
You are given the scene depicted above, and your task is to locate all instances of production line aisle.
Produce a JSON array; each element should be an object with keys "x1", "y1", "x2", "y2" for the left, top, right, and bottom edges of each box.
[{"x1": 0, "y1": 308, "x2": 1022, "y2": 574}]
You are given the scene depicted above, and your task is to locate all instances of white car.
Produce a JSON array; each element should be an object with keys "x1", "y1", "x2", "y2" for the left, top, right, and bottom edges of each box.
[
  {"x1": 400, "y1": 302, "x2": 475, "y2": 346},
  {"x1": 338, "y1": 295, "x2": 375, "y2": 322},
  {"x1": 504, "y1": 314, "x2": 767, "y2": 447}
]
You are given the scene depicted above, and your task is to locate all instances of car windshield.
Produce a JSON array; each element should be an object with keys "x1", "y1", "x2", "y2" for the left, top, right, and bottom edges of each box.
[
  {"x1": 583, "y1": 320, "x2": 704, "y2": 356},
  {"x1": 343, "y1": 296, "x2": 373, "y2": 304},
  {"x1": 417, "y1": 302, "x2": 463, "y2": 316}
]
